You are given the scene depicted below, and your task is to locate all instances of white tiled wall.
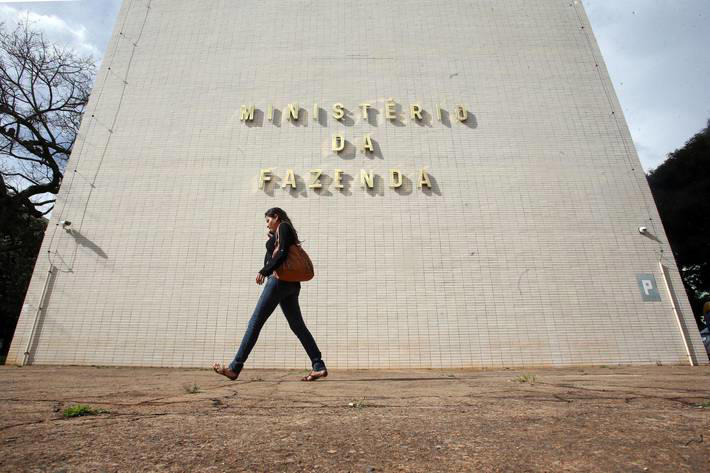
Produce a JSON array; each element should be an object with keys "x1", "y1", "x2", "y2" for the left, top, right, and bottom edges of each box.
[{"x1": 8, "y1": 0, "x2": 707, "y2": 368}]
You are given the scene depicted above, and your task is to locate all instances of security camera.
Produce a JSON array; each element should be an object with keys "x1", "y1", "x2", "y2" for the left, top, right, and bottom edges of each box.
[
  {"x1": 60, "y1": 220, "x2": 72, "y2": 228},
  {"x1": 638, "y1": 226, "x2": 647, "y2": 234}
]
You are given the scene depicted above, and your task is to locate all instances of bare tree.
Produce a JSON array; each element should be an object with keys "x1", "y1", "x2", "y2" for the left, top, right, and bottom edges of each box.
[{"x1": 0, "y1": 19, "x2": 95, "y2": 221}]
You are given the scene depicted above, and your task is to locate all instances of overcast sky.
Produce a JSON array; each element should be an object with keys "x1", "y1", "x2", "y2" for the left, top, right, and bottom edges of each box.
[{"x1": 1, "y1": 0, "x2": 708, "y2": 171}]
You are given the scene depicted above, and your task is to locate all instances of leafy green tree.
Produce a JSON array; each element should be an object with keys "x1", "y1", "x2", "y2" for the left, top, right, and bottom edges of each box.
[
  {"x1": 0, "y1": 214, "x2": 46, "y2": 361},
  {"x1": 647, "y1": 120, "x2": 710, "y2": 328}
]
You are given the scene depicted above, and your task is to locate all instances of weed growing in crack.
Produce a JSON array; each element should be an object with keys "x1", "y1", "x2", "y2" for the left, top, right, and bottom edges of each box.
[
  {"x1": 513, "y1": 374, "x2": 537, "y2": 384},
  {"x1": 63, "y1": 404, "x2": 109, "y2": 418},
  {"x1": 348, "y1": 398, "x2": 368, "y2": 409}
]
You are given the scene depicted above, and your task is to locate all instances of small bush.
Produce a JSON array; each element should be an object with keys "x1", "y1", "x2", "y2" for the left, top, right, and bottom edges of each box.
[
  {"x1": 513, "y1": 374, "x2": 537, "y2": 384},
  {"x1": 348, "y1": 398, "x2": 367, "y2": 409},
  {"x1": 183, "y1": 383, "x2": 200, "y2": 394},
  {"x1": 62, "y1": 404, "x2": 108, "y2": 418}
]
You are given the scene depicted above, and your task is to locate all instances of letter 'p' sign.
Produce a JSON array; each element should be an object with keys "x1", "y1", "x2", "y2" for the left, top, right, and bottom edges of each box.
[{"x1": 636, "y1": 274, "x2": 661, "y2": 302}]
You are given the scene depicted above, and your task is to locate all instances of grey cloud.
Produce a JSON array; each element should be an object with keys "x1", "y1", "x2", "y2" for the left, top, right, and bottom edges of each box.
[{"x1": 0, "y1": 0, "x2": 122, "y2": 61}]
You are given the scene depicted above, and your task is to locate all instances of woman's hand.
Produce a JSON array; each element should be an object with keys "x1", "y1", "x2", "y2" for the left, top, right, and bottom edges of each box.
[{"x1": 256, "y1": 273, "x2": 265, "y2": 285}]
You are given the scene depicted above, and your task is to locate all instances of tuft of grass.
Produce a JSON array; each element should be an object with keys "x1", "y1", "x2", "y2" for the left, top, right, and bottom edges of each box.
[
  {"x1": 63, "y1": 404, "x2": 108, "y2": 418},
  {"x1": 513, "y1": 373, "x2": 537, "y2": 384},
  {"x1": 348, "y1": 398, "x2": 368, "y2": 409},
  {"x1": 183, "y1": 382, "x2": 200, "y2": 394},
  {"x1": 695, "y1": 401, "x2": 710, "y2": 409}
]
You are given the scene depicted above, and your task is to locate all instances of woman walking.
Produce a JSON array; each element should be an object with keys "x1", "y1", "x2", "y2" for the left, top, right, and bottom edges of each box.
[{"x1": 213, "y1": 208, "x2": 327, "y2": 381}]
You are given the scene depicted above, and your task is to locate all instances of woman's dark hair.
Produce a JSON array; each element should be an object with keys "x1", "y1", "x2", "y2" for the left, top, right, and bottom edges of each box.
[{"x1": 265, "y1": 207, "x2": 301, "y2": 243}]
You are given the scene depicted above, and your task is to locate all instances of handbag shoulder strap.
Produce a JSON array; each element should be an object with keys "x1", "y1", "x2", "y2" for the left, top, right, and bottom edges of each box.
[
  {"x1": 274, "y1": 222, "x2": 301, "y2": 249},
  {"x1": 275, "y1": 222, "x2": 296, "y2": 244}
]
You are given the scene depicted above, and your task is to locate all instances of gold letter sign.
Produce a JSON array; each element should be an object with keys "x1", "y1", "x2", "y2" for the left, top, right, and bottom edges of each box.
[
  {"x1": 282, "y1": 169, "x2": 296, "y2": 189},
  {"x1": 244, "y1": 99, "x2": 465, "y2": 194},
  {"x1": 360, "y1": 169, "x2": 375, "y2": 189},
  {"x1": 240, "y1": 105, "x2": 255, "y2": 121},
  {"x1": 309, "y1": 169, "x2": 323, "y2": 189},
  {"x1": 455, "y1": 105, "x2": 468, "y2": 122},
  {"x1": 363, "y1": 134, "x2": 374, "y2": 153},
  {"x1": 332, "y1": 133, "x2": 345, "y2": 152},
  {"x1": 410, "y1": 104, "x2": 422, "y2": 121},
  {"x1": 332, "y1": 103, "x2": 345, "y2": 120},
  {"x1": 418, "y1": 169, "x2": 432, "y2": 188},
  {"x1": 287, "y1": 103, "x2": 300, "y2": 121},
  {"x1": 359, "y1": 103, "x2": 371, "y2": 120},
  {"x1": 385, "y1": 100, "x2": 397, "y2": 120},
  {"x1": 389, "y1": 169, "x2": 403, "y2": 188},
  {"x1": 334, "y1": 169, "x2": 344, "y2": 189},
  {"x1": 259, "y1": 169, "x2": 272, "y2": 189}
]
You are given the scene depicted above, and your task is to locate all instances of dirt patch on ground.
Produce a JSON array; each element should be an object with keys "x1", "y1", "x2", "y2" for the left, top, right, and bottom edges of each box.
[{"x1": 1, "y1": 365, "x2": 709, "y2": 472}]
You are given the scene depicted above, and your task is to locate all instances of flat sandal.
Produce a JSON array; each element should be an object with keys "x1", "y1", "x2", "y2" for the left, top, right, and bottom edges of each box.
[
  {"x1": 212, "y1": 363, "x2": 239, "y2": 381},
  {"x1": 301, "y1": 369, "x2": 328, "y2": 382}
]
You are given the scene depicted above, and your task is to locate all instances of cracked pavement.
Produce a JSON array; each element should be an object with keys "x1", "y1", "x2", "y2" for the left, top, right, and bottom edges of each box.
[{"x1": 1, "y1": 365, "x2": 709, "y2": 472}]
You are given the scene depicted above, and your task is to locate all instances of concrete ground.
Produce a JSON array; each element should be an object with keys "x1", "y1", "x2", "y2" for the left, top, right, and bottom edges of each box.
[{"x1": 0, "y1": 364, "x2": 709, "y2": 472}]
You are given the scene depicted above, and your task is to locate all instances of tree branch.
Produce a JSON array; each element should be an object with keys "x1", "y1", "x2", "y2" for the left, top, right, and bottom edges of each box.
[
  {"x1": 0, "y1": 18, "x2": 93, "y2": 218},
  {"x1": 0, "y1": 171, "x2": 40, "y2": 186},
  {"x1": 32, "y1": 198, "x2": 55, "y2": 206}
]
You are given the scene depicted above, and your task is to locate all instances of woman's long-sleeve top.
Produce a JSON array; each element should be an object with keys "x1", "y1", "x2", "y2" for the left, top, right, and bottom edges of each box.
[{"x1": 259, "y1": 223, "x2": 296, "y2": 277}]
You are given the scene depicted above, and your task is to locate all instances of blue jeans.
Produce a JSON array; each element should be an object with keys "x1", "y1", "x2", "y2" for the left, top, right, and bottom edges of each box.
[{"x1": 229, "y1": 276, "x2": 325, "y2": 374}]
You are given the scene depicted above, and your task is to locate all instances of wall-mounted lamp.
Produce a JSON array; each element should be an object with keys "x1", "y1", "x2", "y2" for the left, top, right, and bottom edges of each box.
[
  {"x1": 638, "y1": 226, "x2": 648, "y2": 234},
  {"x1": 60, "y1": 220, "x2": 72, "y2": 229}
]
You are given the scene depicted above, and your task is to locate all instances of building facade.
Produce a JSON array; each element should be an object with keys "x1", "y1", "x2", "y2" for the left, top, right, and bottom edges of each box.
[{"x1": 8, "y1": 0, "x2": 707, "y2": 368}]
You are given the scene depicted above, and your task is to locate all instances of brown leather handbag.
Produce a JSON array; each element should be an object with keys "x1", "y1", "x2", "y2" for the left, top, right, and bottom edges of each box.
[{"x1": 272, "y1": 224, "x2": 315, "y2": 282}]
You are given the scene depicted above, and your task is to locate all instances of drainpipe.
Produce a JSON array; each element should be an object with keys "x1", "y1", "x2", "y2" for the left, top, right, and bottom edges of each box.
[{"x1": 22, "y1": 264, "x2": 55, "y2": 366}]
